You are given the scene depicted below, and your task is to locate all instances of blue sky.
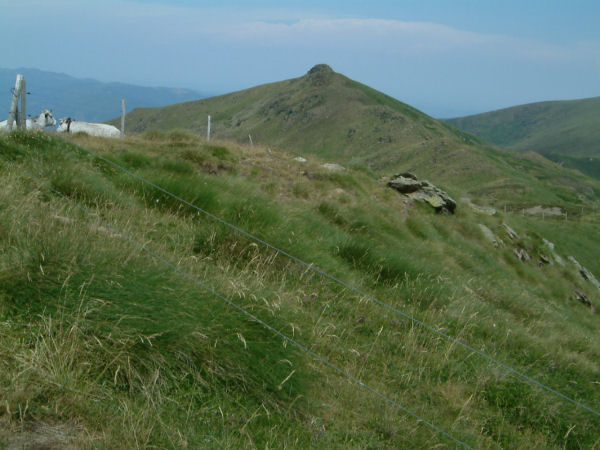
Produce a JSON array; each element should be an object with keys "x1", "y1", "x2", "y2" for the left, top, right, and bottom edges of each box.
[{"x1": 1, "y1": 0, "x2": 599, "y2": 117}]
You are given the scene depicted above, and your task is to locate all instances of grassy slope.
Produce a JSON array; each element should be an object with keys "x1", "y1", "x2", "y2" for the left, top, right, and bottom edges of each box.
[
  {"x1": 116, "y1": 64, "x2": 461, "y2": 163},
  {"x1": 1, "y1": 130, "x2": 600, "y2": 448},
  {"x1": 113, "y1": 66, "x2": 600, "y2": 211},
  {"x1": 445, "y1": 97, "x2": 600, "y2": 179}
]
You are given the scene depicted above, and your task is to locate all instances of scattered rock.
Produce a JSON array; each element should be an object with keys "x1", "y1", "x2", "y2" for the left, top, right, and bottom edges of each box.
[
  {"x1": 542, "y1": 238, "x2": 565, "y2": 266},
  {"x1": 461, "y1": 198, "x2": 497, "y2": 215},
  {"x1": 502, "y1": 223, "x2": 519, "y2": 240},
  {"x1": 387, "y1": 173, "x2": 456, "y2": 214},
  {"x1": 513, "y1": 247, "x2": 531, "y2": 261},
  {"x1": 471, "y1": 204, "x2": 497, "y2": 215},
  {"x1": 573, "y1": 290, "x2": 594, "y2": 310},
  {"x1": 542, "y1": 239, "x2": 556, "y2": 252},
  {"x1": 568, "y1": 256, "x2": 600, "y2": 290},
  {"x1": 322, "y1": 163, "x2": 345, "y2": 172},
  {"x1": 478, "y1": 224, "x2": 502, "y2": 247},
  {"x1": 293, "y1": 156, "x2": 307, "y2": 163},
  {"x1": 396, "y1": 172, "x2": 418, "y2": 180},
  {"x1": 387, "y1": 174, "x2": 421, "y2": 193},
  {"x1": 538, "y1": 255, "x2": 551, "y2": 266}
]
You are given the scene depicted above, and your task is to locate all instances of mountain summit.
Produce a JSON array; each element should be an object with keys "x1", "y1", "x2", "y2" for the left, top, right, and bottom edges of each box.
[
  {"x1": 118, "y1": 64, "x2": 458, "y2": 166},
  {"x1": 116, "y1": 65, "x2": 599, "y2": 209},
  {"x1": 305, "y1": 63, "x2": 335, "y2": 85}
]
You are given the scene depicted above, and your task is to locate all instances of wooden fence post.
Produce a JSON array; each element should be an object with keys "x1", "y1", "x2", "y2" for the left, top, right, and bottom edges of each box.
[
  {"x1": 121, "y1": 98, "x2": 126, "y2": 138},
  {"x1": 19, "y1": 77, "x2": 26, "y2": 129},
  {"x1": 6, "y1": 74, "x2": 24, "y2": 131},
  {"x1": 207, "y1": 115, "x2": 211, "y2": 142}
]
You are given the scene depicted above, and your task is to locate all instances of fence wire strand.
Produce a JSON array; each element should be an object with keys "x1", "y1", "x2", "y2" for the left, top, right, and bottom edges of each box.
[
  {"x1": 60, "y1": 138, "x2": 600, "y2": 418},
  {"x1": 0, "y1": 151, "x2": 472, "y2": 449}
]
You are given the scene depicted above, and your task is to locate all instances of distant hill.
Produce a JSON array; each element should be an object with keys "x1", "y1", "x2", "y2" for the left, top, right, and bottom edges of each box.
[
  {"x1": 109, "y1": 65, "x2": 600, "y2": 209},
  {"x1": 445, "y1": 97, "x2": 600, "y2": 179},
  {"x1": 110, "y1": 64, "x2": 485, "y2": 171},
  {"x1": 0, "y1": 67, "x2": 205, "y2": 122}
]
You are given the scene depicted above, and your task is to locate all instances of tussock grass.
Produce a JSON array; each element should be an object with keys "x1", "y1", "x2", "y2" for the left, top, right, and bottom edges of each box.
[{"x1": 1, "y1": 131, "x2": 600, "y2": 447}]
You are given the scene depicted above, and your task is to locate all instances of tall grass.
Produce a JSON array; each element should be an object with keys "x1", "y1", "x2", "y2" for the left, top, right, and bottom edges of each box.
[{"x1": 1, "y1": 131, "x2": 600, "y2": 447}]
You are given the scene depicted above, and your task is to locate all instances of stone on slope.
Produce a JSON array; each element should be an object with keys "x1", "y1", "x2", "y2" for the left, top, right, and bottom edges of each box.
[
  {"x1": 502, "y1": 223, "x2": 519, "y2": 241},
  {"x1": 573, "y1": 290, "x2": 594, "y2": 310},
  {"x1": 387, "y1": 174, "x2": 422, "y2": 193},
  {"x1": 478, "y1": 224, "x2": 502, "y2": 247},
  {"x1": 568, "y1": 256, "x2": 600, "y2": 291},
  {"x1": 513, "y1": 247, "x2": 531, "y2": 261},
  {"x1": 542, "y1": 238, "x2": 565, "y2": 266},
  {"x1": 461, "y1": 198, "x2": 497, "y2": 215},
  {"x1": 387, "y1": 173, "x2": 456, "y2": 214}
]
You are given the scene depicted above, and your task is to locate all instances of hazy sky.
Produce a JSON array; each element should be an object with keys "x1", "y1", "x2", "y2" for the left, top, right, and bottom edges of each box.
[{"x1": 1, "y1": 0, "x2": 599, "y2": 117}]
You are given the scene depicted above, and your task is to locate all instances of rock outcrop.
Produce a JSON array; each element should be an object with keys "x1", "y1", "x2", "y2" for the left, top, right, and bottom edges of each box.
[
  {"x1": 461, "y1": 198, "x2": 497, "y2": 215},
  {"x1": 502, "y1": 223, "x2": 519, "y2": 241},
  {"x1": 478, "y1": 224, "x2": 502, "y2": 248},
  {"x1": 387, "y1": 173, "x2": 456, "y2": 214},
  {"x1": 513, "y1": 247, "x2": 531, "y2": 262},
  {"x1": 573, "y1": 290, "x2": 594, "y2": 309},
  {"x1": 542, "y1": 238, "x2": 565, "y2": 266},
  {"x1": 568, "y1": 256, "x2": 600, "y2": 291}
]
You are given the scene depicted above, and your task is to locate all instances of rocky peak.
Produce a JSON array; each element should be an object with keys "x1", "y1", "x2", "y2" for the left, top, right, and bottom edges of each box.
[{"x1": 306, "y1": 64, "x2": 335, "y2": 86}]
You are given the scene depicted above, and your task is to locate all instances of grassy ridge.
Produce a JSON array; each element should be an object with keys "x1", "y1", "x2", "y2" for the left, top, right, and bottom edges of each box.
[
  {"x1": 111, "y1": 66, "x2": 600, "y2": 212},
  {"x1": 445, "y1": 97, "x2": 600, "y2": 157},
  {"x1": 445, "y1": 97, "x2": 600, "y2": 179},
  {"x1": 1, "y1": 131, "x2": 600, "y2": 447}
]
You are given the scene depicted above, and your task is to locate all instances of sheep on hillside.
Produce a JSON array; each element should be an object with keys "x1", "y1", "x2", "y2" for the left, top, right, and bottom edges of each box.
[
  {"x1": 57, "y1": 117, "x2": 120, "y2": 138},
  {"x1": 0, "y1": 109, "x2": 57, "y2": 130}
]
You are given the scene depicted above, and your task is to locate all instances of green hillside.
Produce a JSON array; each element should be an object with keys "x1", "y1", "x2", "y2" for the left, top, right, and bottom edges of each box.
[
  {"x1": 1, "y1": 130, "x2": 600, "y2": 447},
  {"x1": 115, "y1": 64, "x2": 482, "y2": 167},
  {"x1": 114, "y1": 65, "x2": 600, "y2": 213},
  {"x1": 445, "y1": 97, "x2": 600, "y2": 179}
]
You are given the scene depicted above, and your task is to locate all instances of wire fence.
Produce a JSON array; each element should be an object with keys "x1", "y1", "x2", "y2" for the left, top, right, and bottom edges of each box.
[
  {"x1": 61, "y1": 138, "x2": 600, "y2": 418},
  {"x1": 0, "y1": 151, "x2": 472, "y2": 449},
  {"x1": 501, "y1": 204, "x2": 600, "y2": 221}
]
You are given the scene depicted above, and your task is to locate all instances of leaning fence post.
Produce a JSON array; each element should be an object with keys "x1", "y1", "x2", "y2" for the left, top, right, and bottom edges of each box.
[{"x1": 7, "y1": 74, "x2": 23, "y2": 131}]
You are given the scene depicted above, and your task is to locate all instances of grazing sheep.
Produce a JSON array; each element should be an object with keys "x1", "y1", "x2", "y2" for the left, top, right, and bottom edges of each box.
[
  {"x1": 57, "y1": 117, "x2": 120, "y2": 138},
  {"x1": 0, "y1": 109, "x2": 57, "y2": 130}
]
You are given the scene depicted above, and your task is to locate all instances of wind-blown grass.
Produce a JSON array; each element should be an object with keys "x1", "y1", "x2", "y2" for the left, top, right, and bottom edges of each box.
[{"x1": 1, "y1": 130, "x2": 600, "y2": 448}]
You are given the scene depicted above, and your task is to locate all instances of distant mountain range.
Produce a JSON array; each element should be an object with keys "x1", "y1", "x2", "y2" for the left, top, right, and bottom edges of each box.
[
  {"x1": 445, "y1": 97, "x2": 600, "y2": 179},
  {"x1": 0, "y1": 68, "x2": 206, "y2": 123}
]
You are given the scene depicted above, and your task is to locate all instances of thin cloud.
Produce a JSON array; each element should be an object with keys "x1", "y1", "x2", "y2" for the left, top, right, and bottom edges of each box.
[{"x1": 209, "y1": 17, "x2": 600, "y2": 64}]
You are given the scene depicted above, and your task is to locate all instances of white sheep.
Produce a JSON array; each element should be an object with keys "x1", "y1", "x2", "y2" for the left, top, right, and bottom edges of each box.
[
  {"x1": 57, "y1": 117, "x2": 121, "y2": 138},
  {"x1": 0, "y1": 109, "x2": 57, "y2": 131}
]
